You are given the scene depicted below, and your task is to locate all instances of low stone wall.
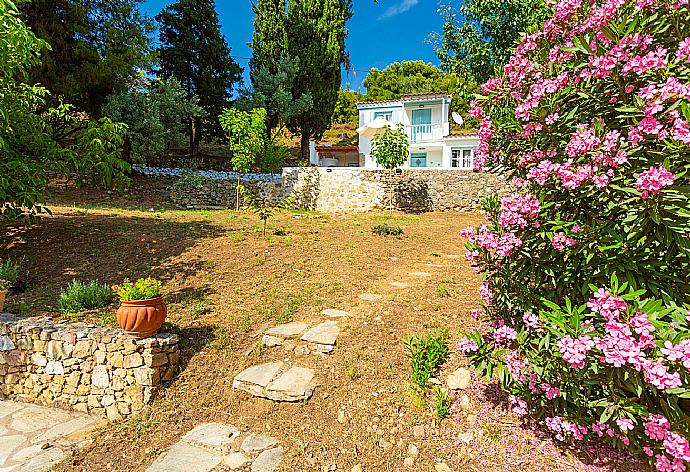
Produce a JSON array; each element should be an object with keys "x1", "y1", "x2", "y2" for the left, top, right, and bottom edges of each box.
[
  {"x1": 0, "y1": 314, "x2": 180, "y2": 420},
  {"x1": 283, "y1": 168, "x2": 507, "y2": 213},
  {"x1": 166, "y1": 167, "x2": 508, "y2": 213},
  {"x1": 169, "y1": 178, "x2": 282, "y2": 209}
]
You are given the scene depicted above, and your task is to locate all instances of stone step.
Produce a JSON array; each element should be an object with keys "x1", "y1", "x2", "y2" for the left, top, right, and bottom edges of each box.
[
  {"x1": 261, "y1": 321, "x2": 340, "y2": 355},
  {"x1": 146, "y1": 424, "x2": 283, "y2": 472},
  {"x1": 321, "y1": 308, "x2": 349, "y2": 318},
  {"x1": 232, "y1": 361, "x2": 315, "y2": 402}
]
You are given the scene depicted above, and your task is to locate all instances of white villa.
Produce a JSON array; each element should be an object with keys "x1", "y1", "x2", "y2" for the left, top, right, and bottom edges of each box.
[{"x1": 309, "y1": 93, "x2": 478, "y2": 169}]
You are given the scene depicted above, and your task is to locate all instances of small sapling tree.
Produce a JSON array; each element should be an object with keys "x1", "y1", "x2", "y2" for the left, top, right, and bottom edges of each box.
[
  {"x1": 219, "y1": 107, "x2": 267, "y2": 210},
  {"x1": 370, "y1": 125, "x2": 409, "y2": 212},
  {"x1": 239, "y1": 185, "x2": 294, "y2": 237}
]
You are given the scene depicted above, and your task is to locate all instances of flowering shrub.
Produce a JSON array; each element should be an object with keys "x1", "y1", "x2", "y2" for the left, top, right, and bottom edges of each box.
[
  {"x1": 460, "y1": 0, "x2": 690, "y2": 469},
  {"x1": 112, "y1": 278, "x2": 162, "y2": 302}
]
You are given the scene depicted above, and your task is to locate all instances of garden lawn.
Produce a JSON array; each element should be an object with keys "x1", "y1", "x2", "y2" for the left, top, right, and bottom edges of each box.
[{"x1": 0, "y1": 181, "x2": 647, "y2": 471}]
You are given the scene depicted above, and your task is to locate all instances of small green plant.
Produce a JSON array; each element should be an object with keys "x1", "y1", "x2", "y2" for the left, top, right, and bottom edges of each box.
[
  {"x1": 275, "y1": 294, "x2": 302, "y2": 323},
  {"x1": 210, "y1": 325, "x2": 234, "y2": 351},
  {"x1": 345, "y1": 362, "x2": 360, "y2": 381},
  {"x1": 112, "y1": 278, "x2": 162, "y2": 301},
  {"x1": 372, "y1": 224, "x2": 403, "y2": 237},
  {"x1": 434, "y1": 386, "x2": 451, "y2": 419},
  {"x1": 57, "y1": 280, "x2": 112, "y2": 313},
  {"x1": 189, "y1": 301, "x2": 208, "y2": 319},
  {"x1": 436, "y1": 285, "x2": 450, "y2": 298},
  {"x1": 0, "y1": 258, "x2": 20, "y2": 290},
  {"x1": 98, "y1": 311, "x2": 117, "y2": 327},
  {"x1": 273, "y1": 228, "x2": 287, "y2": 236},
  {"x1": 240, "y1": 185, "x2": 294, "y2": 236},
  {"x1": 404, "y1": 329, "x2": 449, "y2": 390},
  {"x1": 430, "y1": 251, "x2": 440, "y2": 257}
]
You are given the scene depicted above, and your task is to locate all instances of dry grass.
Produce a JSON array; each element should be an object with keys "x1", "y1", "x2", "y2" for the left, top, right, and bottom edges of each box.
[{"x1": 0, "y1": 183, "x2": 647, "y2": 472}]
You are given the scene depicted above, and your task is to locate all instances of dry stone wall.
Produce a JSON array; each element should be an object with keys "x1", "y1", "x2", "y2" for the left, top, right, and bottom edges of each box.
[
  {"x1": 0, "y1": 314, "x2": 180, "y2": 420},
  {"x1": 167, "y1": 167, "x2": 508, "y2": 213}
]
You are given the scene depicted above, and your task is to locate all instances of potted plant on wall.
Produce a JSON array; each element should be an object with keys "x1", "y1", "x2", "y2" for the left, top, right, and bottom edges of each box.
[{"x1": 113, "y1": 278, "x2": 167, "y2": 338}]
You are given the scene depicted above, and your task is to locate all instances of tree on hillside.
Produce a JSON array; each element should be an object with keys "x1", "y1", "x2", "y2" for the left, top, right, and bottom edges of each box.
[
  {"x1": 103, "y1": 75, "x2": 206, "y2": 164},
  {"x1": 363, "y1": 61, "x2": 459, "y2": 101},
  {"x1": 157, "y1": 0, "x2": 243, "y2": 155},
  {"x1": 1, "y1": 0, "x2": 130, "y2": 219},
  {"x1": 250, "y1": 0, "x2": 287, "y2": 79},
  {"x1": 431, "y1": 0, "x2": 550, "y2": 84},
  {"x1": 332, "y1": 88, "x2": 363, "y2": 125},
  {"x1": 18, "y1": 0, "x2": 153, "y2": 117},
  {"x1": 286, "y1": 0, "x2": 353, "y2": 160}
]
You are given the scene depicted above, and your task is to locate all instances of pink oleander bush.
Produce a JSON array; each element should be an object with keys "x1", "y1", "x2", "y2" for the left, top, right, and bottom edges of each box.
[{"x1": 460, "y1": 0, "x2": 690, "y2": 470}]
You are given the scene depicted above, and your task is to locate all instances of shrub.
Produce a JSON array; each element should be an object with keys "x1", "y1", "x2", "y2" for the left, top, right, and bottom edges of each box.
[
  {"x1": 171, "y1": 173, "x2": 208, "y2": 192},
  {"x1": 434, "y1": 386, "x2": 451, "y2": 419},
  {"x1": 57, "y1": 280, "x2": 112, "y2": 313},
  {"x1": 113, "y1": 278, "x2": 162, "y2": 301},
  {"x1": 404, "y1": 329, "x2": 449, "y2": 390},
  {"x1": 261, "y1": 142, "x2": 291, "y2": 174},
  {"x1": 372, "y1": 224, "x2": 403, "y2": 237},
  {"x1": 460, "y1": 0, "x2": 690, "y2": 469},
  {"x1": 0, "y1": 259, "x2": 19, "y2": 291}
]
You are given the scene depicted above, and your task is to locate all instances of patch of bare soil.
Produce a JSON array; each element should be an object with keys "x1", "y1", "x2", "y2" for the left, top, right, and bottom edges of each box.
[{"x1": 0, "y1": 185, "x2": 647, "y2": 472}]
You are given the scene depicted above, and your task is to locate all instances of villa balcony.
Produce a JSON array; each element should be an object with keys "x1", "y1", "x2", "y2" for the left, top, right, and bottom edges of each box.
[{"x1": 406, "y1": 123, "x2": 444, "y2": 143}]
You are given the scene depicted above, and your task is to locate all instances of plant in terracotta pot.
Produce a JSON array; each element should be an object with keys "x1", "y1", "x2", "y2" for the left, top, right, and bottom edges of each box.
[
  {"x1": 113, "y1": 278, "x2": 167, "y2": 338},
  {"x1": 0, "y1": 279, "x2": 11, "y2": 312},
  {"x1": 0, "y1": 259, "x2": 20, "y2": 312}
]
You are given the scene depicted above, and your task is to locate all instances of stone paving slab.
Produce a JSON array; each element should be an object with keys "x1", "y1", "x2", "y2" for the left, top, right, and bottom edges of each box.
[
  {"x1": 233, "y1": 362, "x2": 316, "y2": 402},
  {"x1": 0, "y1": 399, "x2": 105, "y2": 472},
  {"x1": 358, "y1": 293, "x2": 383, "y2": 301},
  {"x1": 408, "y1": 271, "x2": 432, "y2": 277},
  {"x1": 146, "y1": 424, "x2": 283, "y2": 472},
  {"x1": 321, "y1": 309, "x2": 349, "y2": 318},
  {"x1": 390, "y1": 281, "x2": 410, "y2": 288},
  {"x1": 262, "y1": 321, "x2": 340, "y2": 355}
]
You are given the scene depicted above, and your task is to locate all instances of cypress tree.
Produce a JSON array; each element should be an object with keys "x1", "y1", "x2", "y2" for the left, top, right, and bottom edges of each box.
[
  {"x1": 157, "y1": 0, "x2": 243, "y2": 155},
  {"x1": 286, "y1": 0, "x2": 352, "y2": 160}
]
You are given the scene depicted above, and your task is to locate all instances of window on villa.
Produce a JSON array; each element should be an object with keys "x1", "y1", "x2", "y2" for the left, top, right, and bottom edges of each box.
[
  {"x1": 451, "y1": 148, "x2": 474, "y2": 169},
  {"x1": 374, "y1": 111, "x2": 393, "y2": 121}
]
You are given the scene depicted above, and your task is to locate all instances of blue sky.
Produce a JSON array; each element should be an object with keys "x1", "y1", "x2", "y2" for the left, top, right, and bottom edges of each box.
[{"x1": 140, "y1": 0, "x2": 446, "y2": 93}]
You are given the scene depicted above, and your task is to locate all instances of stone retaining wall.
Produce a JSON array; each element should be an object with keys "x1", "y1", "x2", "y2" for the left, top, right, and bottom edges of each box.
[
  {"x1": 0, "y1": 314, "x2": 180, "y2": 420},
  {"x1": 168, "y1": 167, "x2": 508, "y2": 213}
]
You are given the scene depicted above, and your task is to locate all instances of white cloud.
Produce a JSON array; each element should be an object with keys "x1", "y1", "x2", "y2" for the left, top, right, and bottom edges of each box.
[{"x1": 380, "y1": 0, "x2": 419, "y2": 19}]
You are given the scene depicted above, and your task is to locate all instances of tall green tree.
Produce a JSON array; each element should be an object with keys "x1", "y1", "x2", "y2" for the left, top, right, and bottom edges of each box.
[
  {"x1": 432, "y1": 0, "x2": 550, "y2": 84},
  {"x1": 157, "y1": 0, "x2": 243, "y2": 155},
  {"x1": 332, "y1": 88, "x2": 363, "y2": 125},
  {"x1": 363, "y1": 61, "x2": 459, "y2": 101},
  {"x1": 1, "y1": 0, "x2": 130, "y2": 219},
  {"x1": 286, "y1": 0, "x2": 353, "y2": 160},
  {"x1": 248, "y1": 0, "x2": 313, "y2": 138},
  {"x1": 18, "y1": 0, "x2": 153, "y2": 117}
]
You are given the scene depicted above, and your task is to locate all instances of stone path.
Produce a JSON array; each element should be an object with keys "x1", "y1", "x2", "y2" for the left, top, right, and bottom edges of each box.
[
  {"x1": 261, "y1": 321, "x2": 340, "y2": 355},
  {"x1": 0, "y1": 399, "x2": 105, "y2": 472},
  {"x1": 146, "y1": 423, "x2": 282, "y2": 472},
  {"x1": 233, "y1": 361, "x2": 315, "y2": 402}
]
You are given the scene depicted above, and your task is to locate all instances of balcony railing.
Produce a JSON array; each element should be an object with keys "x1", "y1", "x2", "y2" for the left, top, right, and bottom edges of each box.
[{"x1": 406, "y1": 123, "x2": 444, "y2": 143}]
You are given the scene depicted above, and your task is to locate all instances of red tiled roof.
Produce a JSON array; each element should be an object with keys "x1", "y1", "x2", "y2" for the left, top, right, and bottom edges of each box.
[{"x1": 315, "y1": 145, "x2": 359, "y2": 152}]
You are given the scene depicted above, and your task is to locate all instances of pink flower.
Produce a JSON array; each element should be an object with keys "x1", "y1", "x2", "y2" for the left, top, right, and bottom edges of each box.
[
  {"x1": 494, "y1": 325, "x2": 518, "y2": 345},
  {"x1": 523, "y1": 312, "x2": 540, "y2": 329},
  {"x1": 664, "y1": 432, "x2": 690, "y2": 462},
  {"x1": 645, "y1": 414, "x2": 671, "y2": 441},
  {"x1": 587, "y1": 288, "x2": 627, "y2": 321},
  {"x1": 645, "y1": 359, "x2": 682, "y2": 390},
  {"x1": 552, "y1": 231, "x2": 576, "y2": 251},
  {"x1": 557, "y1": 335, "x2": 594, "y2": 368},
  {"x1": 471, "y1": 308, "x2": 481, "y2": 319},
  {"x1": 480, "y1": 282, "x2": 493, "y2": 305},
  {"x1": 637, "y1": 165, "x2": 676, "y2": 198},
  {"x1": 457, "y1": 337, "x2": 479, "y2": 353},
  {"x1": 677, "y1": 37, "x2": 690, "y2": 62},
  {"x1": 499, "y1": 193, "x2": 541, "y2": 228},
  {"x1": 617, "y1": 417, "x2": 634, "y2": 431}
]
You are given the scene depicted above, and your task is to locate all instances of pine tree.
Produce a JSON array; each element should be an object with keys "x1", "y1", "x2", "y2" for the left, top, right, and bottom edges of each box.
[
  {"x1": 286, "y1": 0, "x2": 352, "y2": 160},
  {"x1": 19, "y1": 0, "x2": 153, "y2": 117},
  {"x1": 157, "y1": 0, "x2": 243, "y2": 155}
]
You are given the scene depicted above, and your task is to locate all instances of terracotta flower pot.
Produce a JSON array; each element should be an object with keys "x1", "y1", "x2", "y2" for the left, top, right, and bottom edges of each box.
[
  {"x1": 116, "y1": 297, "x2": 167, "y2": 338},
  {"x1": 0, "y1": 290, "x2": 6, "y2": 312}
]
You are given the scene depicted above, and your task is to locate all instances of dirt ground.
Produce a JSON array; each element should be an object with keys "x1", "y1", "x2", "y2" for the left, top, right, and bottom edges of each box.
[{"x1": 0, "y1": 180, "x2": 646, "y2": 472}]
